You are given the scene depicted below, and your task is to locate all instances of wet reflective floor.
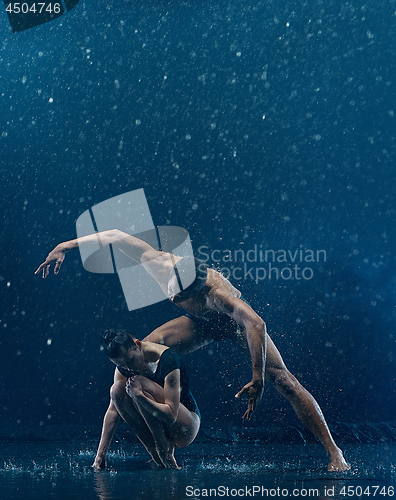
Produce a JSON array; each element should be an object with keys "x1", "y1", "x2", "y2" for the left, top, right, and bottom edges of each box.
[{"x1": 1, "y1": 442, "x2": 395, "y2": 499}]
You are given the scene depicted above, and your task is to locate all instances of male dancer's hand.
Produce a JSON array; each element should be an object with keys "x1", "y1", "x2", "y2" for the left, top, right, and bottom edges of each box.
[
  {"x1": 35, "y1": 245, "x2": 66, "y2": 278},
  {"x1": 235, "y1": 379, "x2": 264, "y2": 419}
]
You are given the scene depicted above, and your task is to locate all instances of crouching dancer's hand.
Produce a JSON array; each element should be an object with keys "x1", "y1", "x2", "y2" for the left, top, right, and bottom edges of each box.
[
  {"x1": 235, "y1": 378, "x2": 264, "y2": 420},
  {"x1": 125, "y1": 377, "x2": 143, "y2": 398},
  {"x1": 92, "y1": 455, "x2": 107, "y2": 470}
]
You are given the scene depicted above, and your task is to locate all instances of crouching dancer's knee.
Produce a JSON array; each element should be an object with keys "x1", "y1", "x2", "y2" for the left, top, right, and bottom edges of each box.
[{"x1": 110, "y1": 380, "x2": 126, "y2": 403}]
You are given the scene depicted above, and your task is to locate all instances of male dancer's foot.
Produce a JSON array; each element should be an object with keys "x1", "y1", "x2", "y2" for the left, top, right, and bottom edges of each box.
[{"x1": 328, "y1": 447, "x2": 350, "y2": 471}]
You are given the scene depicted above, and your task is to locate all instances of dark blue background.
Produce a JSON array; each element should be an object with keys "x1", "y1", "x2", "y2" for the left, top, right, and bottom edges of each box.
[{"x1": 0, "y1": 0, "x2": 395, "y2": 436}]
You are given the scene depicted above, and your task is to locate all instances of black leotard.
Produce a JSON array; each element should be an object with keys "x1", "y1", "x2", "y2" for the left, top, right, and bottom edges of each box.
[
  {"x1": 118, "y1": 348, "x2": 200, "y2": 419},
  {"x1": 170, "y1": 257, "x2": 208, "y2": 303}
]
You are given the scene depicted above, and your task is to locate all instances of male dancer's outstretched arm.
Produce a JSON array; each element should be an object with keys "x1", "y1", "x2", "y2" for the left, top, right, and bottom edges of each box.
[
  {"x1": 35, "y1": 229, "x2": 156, "y2": 277},
  {"x1": 209, "y1": 288, "x2": 266, "y2": 419},
  {"x1": 35, "y1": 229, "x2": 179, "y2": 296}
]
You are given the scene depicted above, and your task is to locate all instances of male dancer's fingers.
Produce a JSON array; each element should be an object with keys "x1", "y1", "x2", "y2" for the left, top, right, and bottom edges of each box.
[
  {"x1": 235, "y1": 384, "x2": 249, "y2": 399},
  {"x1": 54, "y1": 260, "x2": 62, "y2": 274},
  {"x1": 235, "y1": 380, "x2": 258, "y2": 400},
  {"x1": 34, "y1": 261, "x2": 46, "y2": 275},
  {"x1": 236, "y1": 380, "x2": 261, "y2": 420},
  {"x1": 35, "y1": 260, "x2": 52, "y2": 278},
  {"x1": 242, "y1": 401, "x2": 254, "y2": 420},
  {"x1": 235, "y1": 389, "x2": 243, "y2": 399},
  {"x1": 236, "y1": 385, "x2": 255, "y2": 419},
  {"x1": 241, "y1": 409, "x2": 250, "y2": 419},
  {"x1": 35, "y1": 256, "x2": 64, "y2": 278},
  {"x1": 41, "y1": 263, "x2": 50, "y2": 278}
]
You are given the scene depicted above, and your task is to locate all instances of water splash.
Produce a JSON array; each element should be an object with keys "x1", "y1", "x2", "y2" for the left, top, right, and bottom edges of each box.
[{"x1": 197, "y1": 456, "x2": 277, "y2": 474}]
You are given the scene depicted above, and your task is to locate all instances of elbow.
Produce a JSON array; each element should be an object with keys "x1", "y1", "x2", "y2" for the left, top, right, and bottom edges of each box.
[
  {"x1": 167, "y1": 412, "x2": 178, "y2": 425},
  {"x1": 252, "y1": 316, "x2": 266, "y2": 334},
  {"x1": 109, "y1": 229, "x2": 123, "y2": 239},
  {"x1": 107, "y1": 229, "x2": 129, "y2": 245},
  {"x1": 243, "y1": 311, "x2": 266, "y2": 335},
  {"x1": 168, "y1": 416, "x2": 177, "y2": 425}
]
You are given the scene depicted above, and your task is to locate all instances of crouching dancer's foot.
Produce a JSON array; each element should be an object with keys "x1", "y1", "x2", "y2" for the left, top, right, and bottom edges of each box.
[
  {"x1": 328, "y1": 448, "x2": 350, "y2": 471},
  {"x1": 148, "y1": 449, "x2": 165, "y2": 468},
  {"x1": 157, "y1": 444, "x2": 181, "y2": 469}
]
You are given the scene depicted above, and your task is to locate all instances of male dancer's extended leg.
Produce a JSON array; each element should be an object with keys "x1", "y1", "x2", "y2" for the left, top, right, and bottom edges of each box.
[{"x1": 243, "y1": 331, "x2": 350, "y2": 471}]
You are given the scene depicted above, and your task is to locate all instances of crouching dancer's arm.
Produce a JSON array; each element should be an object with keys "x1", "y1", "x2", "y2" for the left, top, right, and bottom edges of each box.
[
  {"x1": 93, "y1": 368, "x2": 125, "y2": 469},
  {"x1": 93, "y1": 401, "x2": 121, "y2": 469},
  {"x1": 125, "y1": 371, "x2": 180, "y2": 426},
  {"x1": 125, "y1": 368, "x2": 199, "y2": 469}
]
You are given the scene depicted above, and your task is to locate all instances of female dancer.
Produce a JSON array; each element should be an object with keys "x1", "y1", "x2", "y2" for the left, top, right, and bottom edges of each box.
[{"x1": 93, "y1": 329, "x2": 200, "y2": 469}]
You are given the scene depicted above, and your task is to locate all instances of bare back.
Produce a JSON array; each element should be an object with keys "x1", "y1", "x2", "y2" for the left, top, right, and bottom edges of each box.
[{"x1": 172, "y1": 268, "x2": 242, "y2": 319}]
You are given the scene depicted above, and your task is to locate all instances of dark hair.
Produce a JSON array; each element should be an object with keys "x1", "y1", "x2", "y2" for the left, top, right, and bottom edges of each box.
[{"x1": 101, "y1": 329, "x2": 138, "y2": 358}]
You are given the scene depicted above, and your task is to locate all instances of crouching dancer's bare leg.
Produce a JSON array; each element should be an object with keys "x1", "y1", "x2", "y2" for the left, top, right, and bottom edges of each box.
[
  {"x1": 264, "y1": 335, "x2": 350, "y2": 471},
  {"x1": 110, "y1": 380, "x2": 164, "y2": 466},
  {"x1": 120, "y1": 376, "x2": 200, "y2": 469}
]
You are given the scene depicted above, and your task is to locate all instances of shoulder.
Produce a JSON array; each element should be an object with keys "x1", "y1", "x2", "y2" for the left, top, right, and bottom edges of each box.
[
  {"x1": 160, "y1": 347, "x2": 181, "y2": 371},
  {"x1": 205, "y1": 271, "x2": 242, "y2": 311},
  {"x1": 207, "y1": 268, "x2": 240, "y2": 295},
  {"x1": 115, "y1": 366, "x2": 128, "y2": 381}
]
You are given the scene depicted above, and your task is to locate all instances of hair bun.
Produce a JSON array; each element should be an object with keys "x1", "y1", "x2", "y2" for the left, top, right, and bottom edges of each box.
[{"x1": 102, "y1": 328, "x2": 117, "y2": 345}]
